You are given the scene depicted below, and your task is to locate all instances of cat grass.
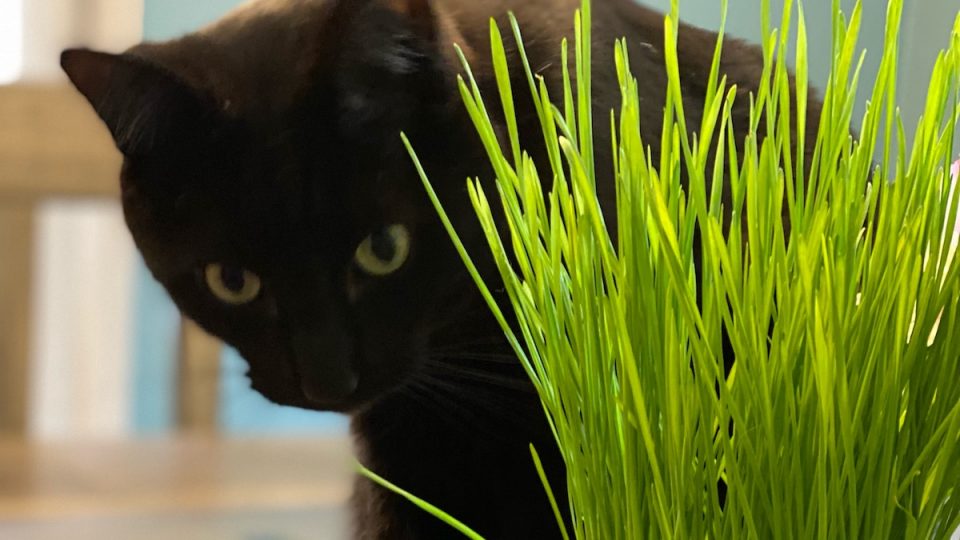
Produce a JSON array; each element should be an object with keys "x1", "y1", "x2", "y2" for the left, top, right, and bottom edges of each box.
[{"x1": 362, "y1": 0, "x2": 960, "y2": 537}]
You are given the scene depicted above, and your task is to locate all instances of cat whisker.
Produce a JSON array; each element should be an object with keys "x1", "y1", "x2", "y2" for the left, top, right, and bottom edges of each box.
[
  {"x1": 413, "y1": 365, "x2": 543, "y2": 426},
  {"x1": 425, "y1": 349, "x2": 520, "y2": 364},
  {"x1": 398, "y1": 377, "x2": 514, "y2": 439},
  {"x1": 427, "y1": 336, "x2": 510, "y2": 350},
  {"x1": 421, "y1": 359, "x2": 534, "y2": 393}
]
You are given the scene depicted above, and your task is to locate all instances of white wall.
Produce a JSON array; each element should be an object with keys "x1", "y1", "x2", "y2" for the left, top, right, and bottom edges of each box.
[
  {"x1": 30, "y1": 202, "x2": 136, "y2": 438},
  {"x1": 0, "y1": 0, "x2": 24, "y2": 83},
  {"x1": 20, "y1": 0, "x2": 143, "y2": 80}
]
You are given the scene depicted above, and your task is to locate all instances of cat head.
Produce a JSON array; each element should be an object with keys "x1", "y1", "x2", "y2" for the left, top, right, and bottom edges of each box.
[{"x1": 61, "y1": 0, "x2": 494, "y2": 412}]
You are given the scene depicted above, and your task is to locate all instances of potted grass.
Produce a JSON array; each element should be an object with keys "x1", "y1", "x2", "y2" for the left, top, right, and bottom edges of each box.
[{"x1": 363, "y1": 0, "x2": 960, "y2": 537}]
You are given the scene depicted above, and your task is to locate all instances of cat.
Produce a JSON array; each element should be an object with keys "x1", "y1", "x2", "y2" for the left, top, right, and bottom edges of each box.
[{"x1": 61, "y1": 0, "x2": 821, "y2": 537}]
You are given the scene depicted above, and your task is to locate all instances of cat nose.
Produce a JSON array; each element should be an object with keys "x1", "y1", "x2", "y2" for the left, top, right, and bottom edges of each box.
[{"x1": 291, "y1": 332, "x2": 359, "y2": 404}]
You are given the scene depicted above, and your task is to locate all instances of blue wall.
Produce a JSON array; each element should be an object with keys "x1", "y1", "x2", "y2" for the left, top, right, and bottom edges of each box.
[
  {"x1": 640, "y1": 0, "x2": 960, "y2": 157},
  {"x1": 144, "y1": 0, "x2": 239, "y2": 38}
]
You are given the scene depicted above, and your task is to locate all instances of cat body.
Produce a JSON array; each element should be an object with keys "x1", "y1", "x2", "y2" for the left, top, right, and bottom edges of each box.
[{"x1": 62, "y1": 0, "x2": 821, "y2": 538}]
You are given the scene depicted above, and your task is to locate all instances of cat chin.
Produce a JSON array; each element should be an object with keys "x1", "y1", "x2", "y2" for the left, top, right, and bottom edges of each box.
[
  {"x1": 250, "y1": 381, "x2": 352, "y2": 413},
  {"x1": 248, "y1": 374, "x2": 390, "y2": 414}
]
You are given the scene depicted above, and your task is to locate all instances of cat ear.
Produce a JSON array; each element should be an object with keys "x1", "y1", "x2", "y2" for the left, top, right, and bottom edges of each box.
[{"x1": 61, "y1": 48, "x2": 218, "y2": 157}]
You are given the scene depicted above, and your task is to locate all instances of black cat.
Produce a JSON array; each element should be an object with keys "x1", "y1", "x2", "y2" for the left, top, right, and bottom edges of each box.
[{"x1": 61, "y1": 0, "x2": 821, "y2": 537}]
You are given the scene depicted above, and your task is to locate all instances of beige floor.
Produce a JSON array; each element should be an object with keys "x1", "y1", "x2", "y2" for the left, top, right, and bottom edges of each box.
[{"x1": 0, "y1": 437, "x2": 352, "y2": 539}]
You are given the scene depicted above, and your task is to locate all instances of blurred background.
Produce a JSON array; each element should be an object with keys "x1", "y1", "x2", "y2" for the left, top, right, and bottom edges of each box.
[{"x1": 0, "y1": 0, "x2": 956, "y2": 539}]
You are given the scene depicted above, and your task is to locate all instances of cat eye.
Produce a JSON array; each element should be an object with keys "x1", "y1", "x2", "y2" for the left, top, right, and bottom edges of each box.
[
  {"x1": 354, "y1": 224, "x2": 411, "y2": 276},
  {"x1": 204, "y1": 264, "x2": 262, "y2": 305}
]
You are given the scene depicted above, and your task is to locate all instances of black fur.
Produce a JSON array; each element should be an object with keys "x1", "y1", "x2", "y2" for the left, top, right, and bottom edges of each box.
[{"x1": 62, "y1": 0, "x2": 822, "y2": 537}]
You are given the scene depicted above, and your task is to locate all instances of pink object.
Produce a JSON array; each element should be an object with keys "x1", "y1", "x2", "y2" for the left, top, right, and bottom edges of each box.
[{"x1": 952, "y1": 159, "x2": 960, "y2": 182}]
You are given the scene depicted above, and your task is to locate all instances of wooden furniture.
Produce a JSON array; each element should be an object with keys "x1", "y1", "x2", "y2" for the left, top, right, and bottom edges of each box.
[
  {"x1": 0, "y1": 84, "x2": 222, "y2": 434},
  {"x1": 0, "y1": 436, "x2": 351, "y2": 539},
  {"x1": 0, "y1": 206, "x2": 33, "y2": 434}
]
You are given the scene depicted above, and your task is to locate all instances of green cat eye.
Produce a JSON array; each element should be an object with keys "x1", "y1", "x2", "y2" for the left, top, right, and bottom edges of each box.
[
  {"x1": 204, "y1": 264, "x2": 262, "y2": 305},
  {"x1": 354, "y1": 224, "x2": 411, "y2": 277}
]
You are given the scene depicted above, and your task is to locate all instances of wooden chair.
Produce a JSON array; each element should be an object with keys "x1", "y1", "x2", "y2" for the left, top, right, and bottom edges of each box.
[{"x1": 0, "y1": 84, "x2": 221, "y2": 435}]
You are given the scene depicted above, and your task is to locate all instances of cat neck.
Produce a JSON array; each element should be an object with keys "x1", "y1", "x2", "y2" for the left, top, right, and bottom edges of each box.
[{"x1": 349, "y1": 377, "x2": 567, "y2": 538}]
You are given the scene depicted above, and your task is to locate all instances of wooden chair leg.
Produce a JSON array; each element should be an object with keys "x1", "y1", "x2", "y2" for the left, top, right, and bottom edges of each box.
[
  {"x1": 0, "y1": 205, "x2": 34, "y2": 435},
  {"x1": 176, "y1": 318, "x2": 223, "y2": 434}
]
